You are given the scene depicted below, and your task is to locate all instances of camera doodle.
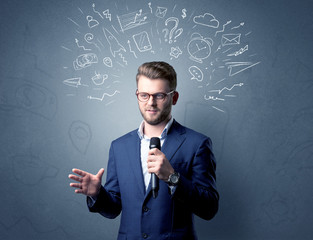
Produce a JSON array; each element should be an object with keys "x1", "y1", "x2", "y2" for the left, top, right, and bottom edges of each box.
[{"x1": 61, "y1": 1, "x2": 260, "y2": 111}]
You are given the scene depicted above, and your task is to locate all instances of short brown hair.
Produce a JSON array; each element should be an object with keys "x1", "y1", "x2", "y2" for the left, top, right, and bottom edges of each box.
[{"x1": 136, "y1": 61, "x2": 177, "y2": 90}]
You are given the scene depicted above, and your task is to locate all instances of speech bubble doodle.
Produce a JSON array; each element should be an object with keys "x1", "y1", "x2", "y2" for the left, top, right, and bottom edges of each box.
[{"x1": 189, "y1": 66, "x2": 204, "y2": 82}]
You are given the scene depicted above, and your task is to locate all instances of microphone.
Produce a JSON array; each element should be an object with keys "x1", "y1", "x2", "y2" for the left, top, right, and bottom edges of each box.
[{"x1": 149, "y1": 137, "x2": 160, "y2": 198}]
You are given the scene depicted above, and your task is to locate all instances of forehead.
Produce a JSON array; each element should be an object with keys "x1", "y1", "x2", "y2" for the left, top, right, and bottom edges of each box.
[{"x1": 137, "y1": 75, "x2": 170, "y2": 92}]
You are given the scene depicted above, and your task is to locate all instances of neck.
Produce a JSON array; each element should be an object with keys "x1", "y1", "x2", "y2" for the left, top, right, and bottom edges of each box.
[{"x1": 143, "y1": 117, "x2": 171, "y2": 138}]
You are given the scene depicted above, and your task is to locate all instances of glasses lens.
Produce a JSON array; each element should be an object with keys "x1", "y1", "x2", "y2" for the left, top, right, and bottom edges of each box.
[
  {"x1": 138, "y1": 93, "x2": 149, "y2": 101},
  {"x1": 155, "y1": 93, "x2": 166, "y2": 100}
]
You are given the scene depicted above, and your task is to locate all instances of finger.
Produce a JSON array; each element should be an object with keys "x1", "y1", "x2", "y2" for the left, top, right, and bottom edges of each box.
[
  {"x1": 96, "y1": 168, "x2": 105, "y2": 179},
  {"x1": 68, "y1": 174, "x2": 83, "y2": 182},
  {"x1": 69, "y1": 183, "x2": 82, "y2": 189},
  {"x1": 147, "y1": 155, "x2": 158, "y2": 162},
  {"x1": 72, "y1": 168, "x2": 88, "y2": 177},
  {"x1": 74, "y1": 189, "x2": 85, "y2": 194},
  {"x1": 148, "y1": 148, "x2": 160, "y2": 155}
]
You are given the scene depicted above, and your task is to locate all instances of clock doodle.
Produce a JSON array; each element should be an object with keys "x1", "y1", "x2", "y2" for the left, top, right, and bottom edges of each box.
[{"x1": 187, "y1": 33, "x2": 213, "y2": 63}]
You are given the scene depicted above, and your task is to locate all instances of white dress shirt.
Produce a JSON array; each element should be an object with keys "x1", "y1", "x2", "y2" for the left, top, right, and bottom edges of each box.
[{"x1": 137, "y1": 117, "x2": 174, "y2": 190}]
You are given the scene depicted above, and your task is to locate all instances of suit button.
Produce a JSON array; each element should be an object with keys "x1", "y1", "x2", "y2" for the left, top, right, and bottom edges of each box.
[
  {"x1": 143, "y1": 206, "x2": 149, "y2": 212},
  {"x1": 142, "y1": 233, "x2": 148, "y2": 239}
]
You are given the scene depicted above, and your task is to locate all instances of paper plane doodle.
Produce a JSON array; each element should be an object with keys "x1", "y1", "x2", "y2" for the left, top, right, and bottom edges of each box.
[
  {"x1": 225, "y1": 61, "x2": 260, "y2": 76},
  {"x1": 63, "y1": 77, "x2": 82, "y2": 88}
]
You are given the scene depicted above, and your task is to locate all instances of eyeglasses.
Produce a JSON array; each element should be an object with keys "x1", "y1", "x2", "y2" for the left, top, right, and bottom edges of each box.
[{"x1": 136, "y1": 90, "x2": 175, "y2": 102}]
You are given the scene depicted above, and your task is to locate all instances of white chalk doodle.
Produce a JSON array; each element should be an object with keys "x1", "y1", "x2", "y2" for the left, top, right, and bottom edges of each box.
[
  {"x1": 209, "y1": 83, "x2": 244, "y2": 94},
  {"x1": 215, "y1": 20, "x2": 232, "y2": 37},
  {"x1": 88, "y1": 90, "x2": 120, "y2": 101},
  {"x1": 148, "y1": 2, "x2": 153, "y2": 14},
  {"x1": 225, "y1": 62, "x2": 261, "y2": 76},
  {"x1": 132, "y1": 31, "x2": 152, "y2": 52},
  {"x1": 221, "y1": 33, "x2": 241, "y2": 46},
  {"x1": 193, "y1": 13, "x2": 219, "y2": 28},
  {"x1": 170, "y1": 46, "x2": 182, "y2": 59},
  {"x1": 103, "y1": 28, "x2": 126, "y2": 57},
  {"x1": 67, "y1": 17, "x2": 80, "y2": 28},
  {"x1": 163, "y1": 17, "x2": 183, "y2": 44},
  {"x1": 103, "y1": 9, "x2": 112, "y2": 21},
  {"x1": 155, "y1": 6, "x2": 167, "y2": 18},
  {"x1": 181, "y1": 9, "x2": 187, "y2": 19},
  {"x1": 231, "y1": 22, "x2": 244, "y2": 30},
  {"x1": 189, "y1": 66, "x2": 204, "y2": 82},
  {"x1": 84, "y1": 33, "x2": 101, "y2": 52},
  {"x1": 63, "y1": 77, "x2": 82, "y2": 88},
  {"x1": 127, "y1": 40, "x2": 138, "y2": 58},
  {"x1": 92, "y1": 3, "x2": 103, "y2": 19},
  {"x1": 75, "y1": 38, "x2": 91, "y2": 51},
  {"x1": 62, "y1": 2, "x2": 260, "y2": 111},
  {"x1": 91, "y1": 72, "x2": 108, "y2": 86},
  {"x1": 86, "y1": 15, "x2": 99, "y2": 28},
  {"x1": 73, "y1": 53, "x2": 98, "y2": 70},
  {"x1": 187, "y1": 33, "x2": 213, "y2": 63},
  {"x1": 103, "y1": 57, "x2": 113, "y2": 67},
  {"x1": 204, "y1": 95, "x2": 225, "y2": 101},
  {"x1": 117, "y1": 9, "x2": 148, "y2": 32},
  {"x1": 227, "y1": 45, "x2": 248, "y2": 57}
]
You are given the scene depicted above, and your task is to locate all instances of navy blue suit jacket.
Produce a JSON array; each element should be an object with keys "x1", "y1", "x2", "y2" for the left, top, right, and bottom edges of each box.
[{"x1": 87, "y1": 120, "x2": 219, "y2": 240}]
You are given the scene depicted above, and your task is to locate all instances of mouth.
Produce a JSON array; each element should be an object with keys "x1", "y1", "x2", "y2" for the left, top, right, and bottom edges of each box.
[{"x1": 146, "y1": 109, "x2": 158, "y2": 114}]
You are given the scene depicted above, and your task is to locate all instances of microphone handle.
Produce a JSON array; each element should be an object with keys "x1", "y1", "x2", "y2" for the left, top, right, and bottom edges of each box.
[{"x1": 151, "y1": 173, "x2": 158, "y2": 198}]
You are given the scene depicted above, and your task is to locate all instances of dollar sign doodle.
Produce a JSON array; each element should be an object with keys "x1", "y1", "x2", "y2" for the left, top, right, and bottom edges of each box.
[{"x1": 181, "y1": 9, "x2": 187, "y2": 19}]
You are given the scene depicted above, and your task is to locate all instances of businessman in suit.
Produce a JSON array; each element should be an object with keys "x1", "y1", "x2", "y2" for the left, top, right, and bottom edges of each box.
[{"x1": 69, "y1": 61, "x2": 219, "y2": 239}]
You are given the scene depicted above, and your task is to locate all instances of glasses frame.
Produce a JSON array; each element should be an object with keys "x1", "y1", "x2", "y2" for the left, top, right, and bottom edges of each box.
[{"x1": 136, "y1": 90, "x2": 175, "y2": 102}]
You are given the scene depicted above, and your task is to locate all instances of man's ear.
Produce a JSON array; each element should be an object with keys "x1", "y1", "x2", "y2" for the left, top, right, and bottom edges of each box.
[{"x1": 172, "y1": 91, "x2": 179, "y2": 105}]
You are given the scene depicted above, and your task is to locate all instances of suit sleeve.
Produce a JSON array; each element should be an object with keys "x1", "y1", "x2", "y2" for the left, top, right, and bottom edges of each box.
[
  {"x1": 173, "y1": 137, "x2": 219, "y2": 220},
  {"x1": 87, "y1": 143, "x2": 122, "y2": 219}
]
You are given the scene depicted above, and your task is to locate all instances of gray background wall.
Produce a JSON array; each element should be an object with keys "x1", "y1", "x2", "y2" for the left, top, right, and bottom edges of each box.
[{"x1": 1, "y1": 0, "x2": 313, "y2": 239}]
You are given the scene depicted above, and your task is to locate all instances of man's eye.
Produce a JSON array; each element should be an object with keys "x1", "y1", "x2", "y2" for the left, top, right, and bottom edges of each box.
[
  {"x1": 140, "y1": 93, "x2": 149, "y2": 98},
  {"x1": 155, "y1": 94, "x2": 165, "y2": 99}
]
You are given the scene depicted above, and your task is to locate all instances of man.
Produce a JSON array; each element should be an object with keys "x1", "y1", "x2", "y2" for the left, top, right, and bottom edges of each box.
[{"x1": 69, "y1": 61, "x2": 219, "y2": 239}]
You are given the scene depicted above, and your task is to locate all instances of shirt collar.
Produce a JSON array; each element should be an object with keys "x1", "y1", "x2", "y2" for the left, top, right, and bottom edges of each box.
[{"x1": 137, "y1": 117, "x2": 174, "y2": 140}]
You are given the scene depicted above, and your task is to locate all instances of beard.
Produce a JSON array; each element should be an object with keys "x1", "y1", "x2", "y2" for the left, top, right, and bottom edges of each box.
[{"x1": 139, "y1": 104, "x2": 172, "y2": 126}]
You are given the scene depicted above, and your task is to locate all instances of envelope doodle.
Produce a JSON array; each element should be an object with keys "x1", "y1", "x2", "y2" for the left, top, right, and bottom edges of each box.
[
  {"x1": 155, "y1": 6, "x2": 167, "y2": 18},
  {"x1": 221, "y1": 33, "x2": 241, "y2": 46}
]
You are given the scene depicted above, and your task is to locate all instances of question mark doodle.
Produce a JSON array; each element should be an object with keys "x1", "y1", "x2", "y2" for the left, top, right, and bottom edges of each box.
[
  {"x1": 162, "y1": 28, "x2": 169, "y2": 42},
  {"x1": 163, "y1": 17, "x2": 183, "y2": 44}
]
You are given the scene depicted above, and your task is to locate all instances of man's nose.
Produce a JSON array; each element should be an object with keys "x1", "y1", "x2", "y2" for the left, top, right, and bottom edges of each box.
[{"x1": 147, "y1": 95, "x2": 157, "y2": 105}]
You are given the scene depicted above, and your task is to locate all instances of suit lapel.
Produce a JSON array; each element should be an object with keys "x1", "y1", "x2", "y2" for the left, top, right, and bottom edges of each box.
[
  {"x1": 127, "y1": 131, "x2": 145, "y2": 197},
  {"x1": 161, "y1": 120, "x2": 186, "y2": 163}
]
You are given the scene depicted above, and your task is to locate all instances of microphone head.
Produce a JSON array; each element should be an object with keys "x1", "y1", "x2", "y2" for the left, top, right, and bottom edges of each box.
[{"x1": 149, "y1": 137, "x2": 161, "y2": 150}]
